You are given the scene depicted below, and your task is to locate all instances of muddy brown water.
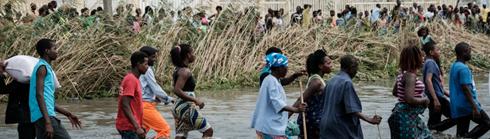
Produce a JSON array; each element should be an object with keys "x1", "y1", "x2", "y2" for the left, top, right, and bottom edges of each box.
[{"x1": 0, "y1": 73, "x2": 488, "y2": 139}]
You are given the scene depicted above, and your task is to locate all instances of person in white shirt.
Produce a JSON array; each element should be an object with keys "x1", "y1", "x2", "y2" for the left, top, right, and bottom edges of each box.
[{"x1": 251, "y1": 53, "x2": 306, "y2": 139}]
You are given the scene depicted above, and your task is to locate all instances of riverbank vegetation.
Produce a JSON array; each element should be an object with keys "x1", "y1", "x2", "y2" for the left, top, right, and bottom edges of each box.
[{"x1": 1, "y1": 6, "x2": 489, "y2": 99}]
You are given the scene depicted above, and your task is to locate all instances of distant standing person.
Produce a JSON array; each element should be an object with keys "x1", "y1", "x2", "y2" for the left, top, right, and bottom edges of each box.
[
  {"x1": 170, "y1": 44, "x2": 213, "y2": 139},
  {"x1": 319, "y1": 55, "x2": 382, "y2": 139},
  {"x1": 139, "y1": 46, "x2": 173, "y2": 139},
  {"x1": 388, "y1": 40, "x2": 431, "y2": 139},
  {"x1": 293, "y1": 50, "x2": 332, "y2": 139},
  {"x1": 208, "y1": 6, "x2": 222, "y2": 23},
  {"x1": 450, "y1": 42, "x2": 490, "y2": 138},
  {"x1": 116, "y1": 51, "x2": 149, "y2": 139},
  {"x1": 417, "y1": 26, "x2": 433, "y2": 46},
  {"x1": 48, "y1": 1, "x2": 57, "y2": 13},
  {"x1": 30, "y1": 39, "x2": 82, "y2": 139},
  {"x1": 371, "y1": 4, "x2": 382, "y2": 24},
  {"x1": 251, "y1": 53, "x2": 306, "y2": 139},
  {"x1": 291, "y1": 6, "x2": 303, "y2": 26},
  {"x1": 302, "y1": 5, "x2": 312, "y2": 28}
]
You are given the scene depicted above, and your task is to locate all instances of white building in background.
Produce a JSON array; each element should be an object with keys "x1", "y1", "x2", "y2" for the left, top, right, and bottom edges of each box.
[{"x1": 9, "y1": 0, "x2": 485, "y2": 16}]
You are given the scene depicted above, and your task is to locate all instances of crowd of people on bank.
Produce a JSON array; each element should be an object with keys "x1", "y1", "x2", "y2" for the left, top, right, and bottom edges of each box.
[{"x1": 2, "y1": 1, "x2": 490, "y2": 35}]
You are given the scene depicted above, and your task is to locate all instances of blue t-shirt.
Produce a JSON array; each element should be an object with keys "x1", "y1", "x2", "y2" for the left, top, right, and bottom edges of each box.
[
  {"x1": 449, "y1": 61, "x2": 481, "y2": 119},
  {"x1": 29, "y1": 59, "x2": 57, "y2": 122},
  {"x1": 371, "y1": 8, "x2": 381, "y2": 23},
  {"x1": 423, "y1": 58, "x2": 444, "y2": 98}
]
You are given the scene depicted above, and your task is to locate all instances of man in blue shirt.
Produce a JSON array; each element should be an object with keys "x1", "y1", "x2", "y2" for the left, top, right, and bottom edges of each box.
[
  {"x1": 319, "y1": 55, "x2": 381, "y2": 139},
  {"x1": 139, "y1": 46, "x2": 173, "y2": 138},
  {"x1": 370, "y1": 4, "x2": 382, "y2": 24},
  {"x1": 29, "y1": 39, "x2": 82, "y2": 139},
  {"x1": 449, "y1": 42, "x2": 490, "y2": 138}
]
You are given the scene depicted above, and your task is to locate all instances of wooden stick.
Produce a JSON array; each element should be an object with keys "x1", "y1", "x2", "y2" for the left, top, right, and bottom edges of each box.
[
  {"x1": 299, "y1": 81, "x2": 307, "y2": 139},
  {"x1": 375, "y1": 110, "x2": 382, "y2": 139}
]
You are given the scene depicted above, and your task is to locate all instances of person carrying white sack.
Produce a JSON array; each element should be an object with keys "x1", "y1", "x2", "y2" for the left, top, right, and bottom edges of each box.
[
  {"x1": 1, "y1": 55, "x2": 62, "y2": 139},
  {"x1": 0, "y1": 55, "x2": 59, "y2": 139},
  {"x1": 0, "y1": 39, "x2": 76, "y2": 139}
]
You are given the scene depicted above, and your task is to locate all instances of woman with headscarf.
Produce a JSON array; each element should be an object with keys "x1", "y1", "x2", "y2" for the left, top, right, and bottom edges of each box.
[{"x1": 251, "y1": 53, "x2": 306, "y2": 139}]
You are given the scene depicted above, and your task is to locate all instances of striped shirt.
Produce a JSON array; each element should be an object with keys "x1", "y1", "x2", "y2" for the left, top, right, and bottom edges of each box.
[{"x1": 395, "y1": 72, "x2": 425, "y2": 102}]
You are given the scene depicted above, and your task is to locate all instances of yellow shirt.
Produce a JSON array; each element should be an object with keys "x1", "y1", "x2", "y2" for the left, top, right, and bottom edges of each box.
[
  {"x1": 302, "y1": 8, "x2": 311, "y2": 28},
  {"x1": 482, "y1": 8, "x2": 490, "y2": 23}
]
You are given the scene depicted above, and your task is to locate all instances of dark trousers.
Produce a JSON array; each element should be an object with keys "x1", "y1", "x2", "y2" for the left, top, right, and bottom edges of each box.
[
  {"x1": 18, "y1": 122, "x2": 36, "y2": 139},
  {"x1": 455, "y1": 110, "x2": 490, "y2": 138},
  {"x1": 34, "y1": 117, "x2": 71, "y2": 139},
  {"x1": 427, "y1": 96, "x2": 456, "y2": 131},
  {"x1": 118, "y1": 130, "x2": 144, "y2": 139}
]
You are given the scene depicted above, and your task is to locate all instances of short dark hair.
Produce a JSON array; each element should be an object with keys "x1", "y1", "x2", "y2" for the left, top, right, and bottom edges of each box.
[
  {"x1": 306, "y1": 49, "x2": 328, "y2": 75},
  {"x1": 81, "y1": 8, "x2": 89, "y2": 13},
  {"x1": 265, "y1": 47, "x2": 282, "y2": 55},
  {"x1": 455, "y1": 42, "x2": 470, "y2": 57},
  {"x1": 376, "y1": 4, "x2": 381, "y2": 8},
  {"x1": 39, "y1": 5, "x2": 50, "y2": 16},
  {"x1": 30, "y1": 3, "x2": 37, "y2": 11},
  {"x1": 417, "y1": 26, "x2": 429, "y2": 37},
  {"x1": 140, "y1": 46, "x2": 159, "y2": 56},
  {"x1": 399, "y1": 43, "x2": 424, "y2": 71},
  {"x1": 49, "y1": 1, "x2": 56, "y2": 8},
  {"x1": 97, "y1": 7, "x2": 103, "y2": 11},
  {"x1": 36, "y1": 39, "x2": 55, "y2": 56},
  {"x1": 340, "y1": 55, "x2": 357, "y2": 70},
  {"x1": 131, "y1": 51, "x2": 148, "y2": 68},
  {"x1": 216, "y1": 6, "x2": 222, "y2": 11},
  {"x1": 422, "y1": 40, "x2": 437, "y2": 56}
]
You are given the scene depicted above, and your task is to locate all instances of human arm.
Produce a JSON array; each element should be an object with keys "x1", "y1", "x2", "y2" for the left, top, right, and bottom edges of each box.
[
  {"x1": 55, "y1": 106, "x2": 81, "y2": 129},
  {"x1": 292, "y1": 79, "x2": 323, "y2": 112},
  {"x1": 355, "y1": 112, "x2": 382, "y2": 125},
  {"x1": 265, "y1": 82, "x2": 306, "y2": 114},
  {"x1": 280, "y1": 70, "x2": 306, "y2": 85},
  {"x1": 283, "y1": 105, "x2": 306, "y2": 113},
  {"x1": 462, "y1": 85, "x2": 480, "y2": 118},
  {"x1": 143, "y1": 71, "x2": 173, "y2": 104},
  {"x1": 425, "y1": 73, "x2": 441, "y2": 112},
  {"x1": 121, "y1": 96, "x2": 145, "y2": 137},
  {"x1": 0, "y1": 75, "x2": 7, "y2": 94},
  {"x1": 173, "y1": 68, "x2": 203, "y2": 108},
  {"x1": 403, "y1": 73, "x2": 430, "y2": 106},
  {"x1": 459, "y1": 68, "x2": 480, "y2": 118},
  {"x1": 0, "y1": 61, "x2": 8, "y2": 94}
]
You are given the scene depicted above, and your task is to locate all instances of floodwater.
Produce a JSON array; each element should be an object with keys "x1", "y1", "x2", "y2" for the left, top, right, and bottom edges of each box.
[{"x1": 0, "y1": 73, "x2": 489, "y2": 139}]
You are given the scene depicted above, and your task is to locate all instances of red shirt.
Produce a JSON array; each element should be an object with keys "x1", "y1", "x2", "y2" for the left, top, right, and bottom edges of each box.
[{"x1": 115, "y1": 73, "x2": 143, "y2": 131}]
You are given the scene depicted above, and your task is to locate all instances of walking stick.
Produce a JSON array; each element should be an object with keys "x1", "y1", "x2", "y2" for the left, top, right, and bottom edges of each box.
[
  {"x1": 299, "y1": 81, "x2": 307, "y2": 139},
  {"x1": 375, "y1": 110, "x2": 382, "y2": 139}
]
